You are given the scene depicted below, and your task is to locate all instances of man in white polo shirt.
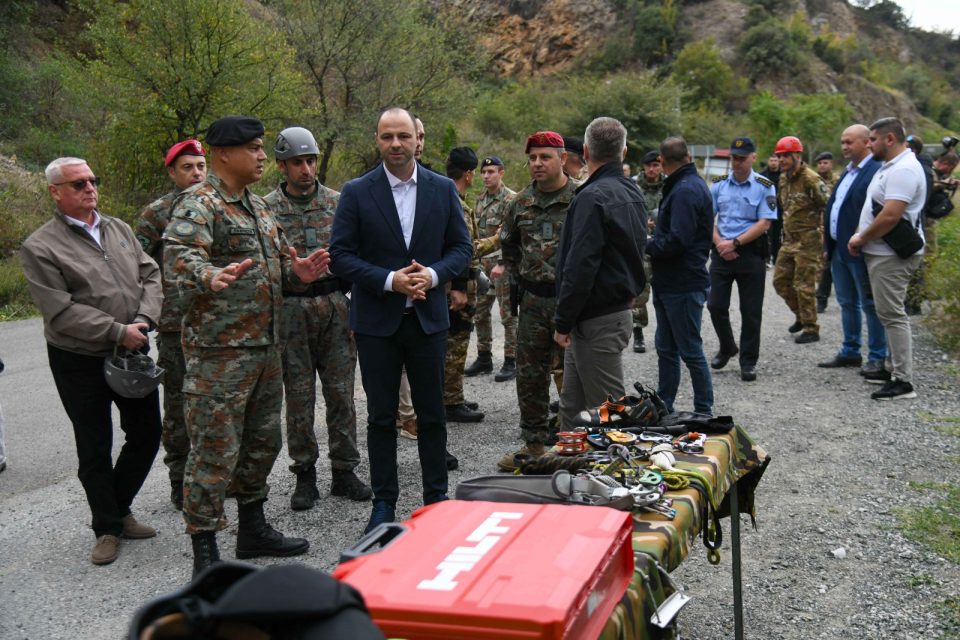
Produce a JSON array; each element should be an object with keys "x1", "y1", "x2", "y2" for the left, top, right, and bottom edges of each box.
[{"x1": 848, "y1": 117, "x2": 926, "y2": 401}]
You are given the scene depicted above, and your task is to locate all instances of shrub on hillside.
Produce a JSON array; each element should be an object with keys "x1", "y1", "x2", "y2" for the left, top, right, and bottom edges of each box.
[{"x1": 926, "y1": 211, "x2": 960, "y2": 354}]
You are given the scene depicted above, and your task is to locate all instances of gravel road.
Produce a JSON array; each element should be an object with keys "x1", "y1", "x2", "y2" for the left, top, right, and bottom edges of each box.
[{"x1": 1, "y1": 271, "x2": 957, "y2": 639}]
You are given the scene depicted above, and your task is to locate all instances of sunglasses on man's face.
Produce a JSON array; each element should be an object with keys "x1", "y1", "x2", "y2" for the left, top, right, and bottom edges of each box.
[{"x1": 55, "y1": 177, "x2": 101, "y2": 190}]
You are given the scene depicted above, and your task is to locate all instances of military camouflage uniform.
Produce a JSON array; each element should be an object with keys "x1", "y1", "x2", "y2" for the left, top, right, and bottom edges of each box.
[
  {"x1": 473, "y1": 184, "x2": 517, "y2": 359},
  {"x1": 443, "y1": 194, "x2": 480, "y2": 406},
  {"x1": 163, "y1": 171, "x2": 300, "y2": 534},
  {"x1": 263, "y1": 181, "x2": 361, "y2": 475},
  {"x1": 500, "y1": 179, "x2": 576, "y2": 444},
  {"x1": 773, "y1": 164, "x2": 829, "y2": 334},
  {"x1": 633, "y1": 177, "x2": 664, "y2": 329},
  {"x1": 135, "y1": 187, "x2": 191, "y2": 486}
]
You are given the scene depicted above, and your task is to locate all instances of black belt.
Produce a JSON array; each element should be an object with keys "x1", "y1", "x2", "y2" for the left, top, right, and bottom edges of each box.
[
  {"x1": 518, "y1": 276, "x2": 556, "y2": 298},
  {"x1": 283, "y1": 278, "x2": 342, "y2": 298}
]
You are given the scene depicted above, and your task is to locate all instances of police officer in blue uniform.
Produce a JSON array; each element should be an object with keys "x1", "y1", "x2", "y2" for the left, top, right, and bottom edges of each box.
[{"x1": 707, "y1": 137, "x2": 778, "y2": 381}]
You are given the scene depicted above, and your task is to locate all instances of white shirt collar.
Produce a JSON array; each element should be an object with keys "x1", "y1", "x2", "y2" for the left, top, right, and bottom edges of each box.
[
  {"x1": 883, "y1": 148, "x2": 912, "y2": 169},
  {"x1": 384, "y1": 162, "x2": 418, "y2": 188},
  {"x1": 63, "y1": 209, "x2": 101, "y2": 230}
]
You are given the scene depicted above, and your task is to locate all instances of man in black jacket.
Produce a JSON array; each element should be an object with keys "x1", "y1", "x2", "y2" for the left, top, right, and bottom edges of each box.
[
  {"x1": 646, "y1": 137, "x2": 714, "y2": 416},
  {"x1": 554, "y1": 117, "x2": 647, "y2": 428}
]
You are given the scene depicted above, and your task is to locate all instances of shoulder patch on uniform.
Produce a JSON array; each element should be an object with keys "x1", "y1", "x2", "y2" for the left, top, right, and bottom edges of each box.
[
  {"x1": 766, "y1": 195, "x2": 777, "y2": 210},
  {"x1": 755, "y1": 175, "x2": 773, "y2": 188},
  {"x1": 172, "y1": 220, "x2": 197, "y2": 237},
  {"x1": 179, "y1": 210, "x2": 199, "y2": 221},
  {"x1": 819, "y1": 182, "x2": 829, "y2": 195},
  {"x1": 712, "y1": 174, "x2": 728, "y2": 183},
  {"x1": 136, "y1": 234, "x2": 151, "y2": 252}
]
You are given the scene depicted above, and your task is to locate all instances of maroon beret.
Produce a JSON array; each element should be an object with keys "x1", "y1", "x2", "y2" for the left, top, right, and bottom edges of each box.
[
  {"x1": 164, "y1": 140, "x2": 205, "y2": 167},
  {"x1": 525, "y1": 131, "x2": 565, "y2": 154}
]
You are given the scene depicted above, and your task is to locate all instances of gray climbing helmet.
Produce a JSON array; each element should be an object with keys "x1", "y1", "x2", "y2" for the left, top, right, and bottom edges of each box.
[
  {"x1": 274, "y1": 127, "x2": 319, "y2": 160},
  {"x1": 104, "y1": 348, "x2": 164, "y2": 399}
]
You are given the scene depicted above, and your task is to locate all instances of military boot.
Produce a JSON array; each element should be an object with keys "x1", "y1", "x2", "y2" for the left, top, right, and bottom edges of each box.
[
  {"x1": 464, "y1": 351, "x2": 493, "y2": 377},
  {"x1": 191, "y1": 531, "x2": 220, "y2": 578},
  {"x1": 331, "y1": 469, "x2": 373, "y2": 501},
  {"x1": 235, "y1": 500, "x2": 309, "y2": 559},
  {"x1": 170, "y1": 479, "x2": 184, "y2": 511},
  {"x1": 633, "y1": 327, "x2": 646, "y2": 353},
  {"x1": 494, "y1": 357, "x2": 517, "y2": 382},
  {"x1": 290, "y1": 466, "x2": 320, "y2": 511}
]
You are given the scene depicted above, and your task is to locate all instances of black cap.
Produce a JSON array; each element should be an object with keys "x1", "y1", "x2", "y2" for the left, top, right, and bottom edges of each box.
[
  {"x1": 814, "y1": 151, "x2": 834, "y2": 162},
  {"x1": 563, "y1": 136, "x2": 583, "y2": 157},
  {"x1": 729, "y1": 136, "x2": 756, "y2": 156},
  {"x1": 641, "y1": 150, "x2": 660, "y2": 165},
  {"x1": 206, "y1": 116, "x2": 265, "y2": 147},
  {"x1": 447, "y1": 146, "x2": 478, "y2": 171},
  {"x1": 481, "y1": 156, "x2": 504, "y2": 168}
]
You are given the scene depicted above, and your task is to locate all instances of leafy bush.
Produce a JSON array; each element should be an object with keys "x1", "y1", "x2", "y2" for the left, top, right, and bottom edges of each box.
[
  {"x1": 926, "y1": 210, "x2": 960, "y2": 354},
  {"x1": 670, "y1": 39, "x2": 745, "y2": 111},
  {"x1": 740, "y1": 19, "x2": 803, "y2": 76}
]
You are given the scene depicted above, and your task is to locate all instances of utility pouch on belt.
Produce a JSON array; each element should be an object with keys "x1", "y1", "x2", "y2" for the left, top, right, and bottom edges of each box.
[{"x1": 509, "y1": 276, "x2": 520, "y2": 316}]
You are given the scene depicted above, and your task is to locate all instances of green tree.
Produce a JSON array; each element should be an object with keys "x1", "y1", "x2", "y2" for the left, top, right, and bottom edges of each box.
[
  {"x1": 670, "y1": 39, "x2": 742, "y2": 110},
  {"x1": 747, "y1": 91, "x2": 853, "y2": 159},
  {"x1": 87, "y1": 0, "x2": 300, "y2": 204},
  {"x1": 271, "y1": 0, "x2": 483, "y2": 182}
]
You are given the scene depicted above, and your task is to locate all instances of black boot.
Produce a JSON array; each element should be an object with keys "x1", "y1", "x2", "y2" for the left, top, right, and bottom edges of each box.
[
  {"x1": 633, "y1": 327, "x2": 646, "y2": 353},
  {"x1": 236, "y1": 500, "x2": 310, "y2": 559},
  {"x1": 464, "y1": 350, "x2": 493, "y2": 377},
  {"x1": 445, "y1": 403, "x2": 485, "y2": 423},
  {"x1": 170, "y1": 479, "x2": 184, "y2": 511},
  {"x1": 191, "y1": 531, "x2": 220, "y2": 578},
  {"x1": 494, "y1": 357, "x2": 517, "y2": 382},
  {"x1": 290, "y1": 466, "x2": 320, "y2": 511},
  {"x1": 331, "y1": 469, "x2": 373, "y2": 501}
]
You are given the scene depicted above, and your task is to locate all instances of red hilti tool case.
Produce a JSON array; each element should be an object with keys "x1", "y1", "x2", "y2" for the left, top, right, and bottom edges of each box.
[{"x1": 333, "y1": 500, "x2": 634, "y2": 640}]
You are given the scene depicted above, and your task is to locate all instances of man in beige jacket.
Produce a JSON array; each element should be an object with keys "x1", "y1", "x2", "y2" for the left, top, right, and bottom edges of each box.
[{"x1": 20, "y1": 157, "x2": 163, "y2": 566}]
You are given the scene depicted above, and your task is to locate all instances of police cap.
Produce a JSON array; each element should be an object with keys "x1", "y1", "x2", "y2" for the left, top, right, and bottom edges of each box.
[
  {"x1": 481, "y1": 156, "x2": 504, "y2": 168},
  {"x1": 729, "y1": 136, "x2": 756, "y2": 156}
]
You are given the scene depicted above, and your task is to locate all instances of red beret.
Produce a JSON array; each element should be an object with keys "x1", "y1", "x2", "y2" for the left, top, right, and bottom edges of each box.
[
  {"x1": 525, "y1": 131, "x2": 565, "y2": 154},
  {"x1": 164, "y1": 139, "x2": 205, "y2": 167}
]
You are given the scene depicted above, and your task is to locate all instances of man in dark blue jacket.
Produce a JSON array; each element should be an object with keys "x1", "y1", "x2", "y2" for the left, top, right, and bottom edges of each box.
[
  {"x1": 817, "y1": 124, "x2": 886, "y2": 374},
  {"x1": 553, "y1": 117, "x2": 647, "y2": 428},
  {"x1": 645, "y1": 137, "x2": 714, "y2": 415}
]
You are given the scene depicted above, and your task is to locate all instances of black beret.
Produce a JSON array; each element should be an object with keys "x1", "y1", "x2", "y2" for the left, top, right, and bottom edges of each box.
[
  {"x1": 641, "y1": 150, "x2": 660, "y2": 165},
  {"x1": 206, "y1": 116, "x2": 265, "y2": 147},
  {"x1": 447, "y1": 146, "x2": 478, "y2": 171},
  {"x1": 563, "y1": 136, "x2": 583, "y2": 157},
  {"x1": 814, "y1": 151, "x2": 834, "y2": 162}
]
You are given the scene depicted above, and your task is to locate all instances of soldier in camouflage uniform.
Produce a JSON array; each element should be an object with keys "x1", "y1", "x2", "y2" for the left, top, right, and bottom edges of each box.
[
  {"x1": 163, "y1": 116, "x2": 330, "y2": 576},
  {"x1": 465, "y1": 156, "x2": 517, "y2": 381},
  {"x1": 443, "y1": 147, "x2": 485, "y2": 423},
  {"x1": 815, "y1": 151, "x2": 837, "y2": 312},
  {"x1": 135, "y1": 139, "x2": 206, "y2": 511},
  {"x1": 772, "y1": 136, "x2": 829, "y2": 343},
  {"x1": 497, "y1": 131, "x2": 576, "y2": 471},
  {"x1": 264, "y1": 127, "x2": 371, "y2": 510},
  {"x1": 632, "y1": 149, "x2": 664, "y2": 354}
]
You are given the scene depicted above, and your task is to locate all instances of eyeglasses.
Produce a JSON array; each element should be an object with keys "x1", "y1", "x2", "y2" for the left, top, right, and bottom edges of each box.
[{"x1": 54, "y1": 177, "x2": 101, "y2": 190}]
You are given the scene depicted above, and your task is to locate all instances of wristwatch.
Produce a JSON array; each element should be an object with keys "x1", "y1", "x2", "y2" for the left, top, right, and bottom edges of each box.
[{"x1": 733, "y1": 237, "x2": 741, "y2": 249}]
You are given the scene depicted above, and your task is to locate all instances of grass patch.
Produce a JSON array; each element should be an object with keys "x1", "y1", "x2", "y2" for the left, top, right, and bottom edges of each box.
[
  {"x1": 917, "y1": 411, "x2": 960, "y2": 437},
  {"x1": 0, "y1": 256, "x2": 35, "y2": 320},
  {"x1": 896, "y1": 482, "x2": 960, "y2": 564},
  {"x1": 940, "y1": 596, "x2": 960, "y2": 637}
]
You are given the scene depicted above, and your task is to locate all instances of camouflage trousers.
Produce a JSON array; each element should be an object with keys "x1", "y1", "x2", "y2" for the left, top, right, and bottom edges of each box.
[
  {"x1": 444, "y1": 284, "x2": 477, "y2": 406},
  {"x1": 474, "y1": 257, "x2": 517, "y2": 359},
  {"x1": 517, "y1": 292, "x2": 564, "y2": 444},
  {"x1": 279, "y1": 292, "x2": 360, "y2": 474},
  {"x1": 157, "y1": 331, "x2": 188, "y2": 484},
  {"x1": 773, "y1": 236, "x2": 821, "y2": 334},
  {"x1": 632, "y1": 256, "x2": 652, "y2": 328},
  {"x1": 181, "y1": 344, "x2": 283, "y2": 534}
]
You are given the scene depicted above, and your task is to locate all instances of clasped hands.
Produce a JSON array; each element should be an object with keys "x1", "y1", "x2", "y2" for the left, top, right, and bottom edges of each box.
[
  {"x1": 715, "y1": 238, "x2": 739, "y2": 261},
  {"x1": 210, "y1": 247, "x2": 330, "y2": 293},
  {"x1": 392, "y1": 260, "x2": 433, "y2": 302}
]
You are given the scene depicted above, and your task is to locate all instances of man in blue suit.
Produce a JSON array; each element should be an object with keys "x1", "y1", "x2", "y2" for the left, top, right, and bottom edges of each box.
[
  {"x1": 817, "y1": 124, "x2": 887, "y2": 374},
  {"x1": 330, "y1": 108, "x2": 472, "y2": 533}
]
